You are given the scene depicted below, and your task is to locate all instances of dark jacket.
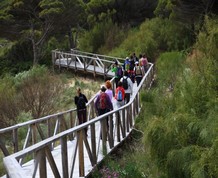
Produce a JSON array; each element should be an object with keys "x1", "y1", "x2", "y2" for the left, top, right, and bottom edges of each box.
[{"x1": 74, "y1": 93, "x2": 88, "y2": 110}]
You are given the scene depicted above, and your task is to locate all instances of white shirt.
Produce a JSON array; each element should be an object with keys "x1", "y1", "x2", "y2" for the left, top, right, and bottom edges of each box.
[{"x1": 120, "y1": 76, "x2": 133, "y2": 94}]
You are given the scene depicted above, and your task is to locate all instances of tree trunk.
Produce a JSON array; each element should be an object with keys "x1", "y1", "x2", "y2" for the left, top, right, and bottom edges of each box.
[
  {"x1": 32, "y1": 39, "x2": 38, "y2": 66},
  {"x1": 68, "y1": 26, "x2": 74, "y2": 49}
]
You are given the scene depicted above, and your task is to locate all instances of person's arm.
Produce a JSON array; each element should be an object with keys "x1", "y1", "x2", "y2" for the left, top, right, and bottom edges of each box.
[
  {"x1": 141, "y1": 66, "x2": 145, "y2": 76},
  {"x1": 74, "y1": 96, "x2": 78, "y2": 105},
  {"x1": 114, "y1": 88, "x2": 118, "y2": 100},
  {"x1": 111, "y1": 65, "x2": 116, "y2": 72},
  {"x1": 122, "y1": 88, "x2": 125, "y2": 100},
  {"x1": 94, "y1": 95, "x2": 100, "y2": 109},
  {"x1": 83, "y1": 94, "x2": 88, "y2": 103},
  {"x1": 107, "y1": 95, "x2": 113, "y2": 110}
]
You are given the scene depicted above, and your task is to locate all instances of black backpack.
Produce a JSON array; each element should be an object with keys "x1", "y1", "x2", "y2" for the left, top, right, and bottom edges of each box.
[
  {"x1": 122, "y1": 77, "x2": 128, "y2": 90},
  {"x1": 77, "y1": 95, "x2": 86, "y2": 109}
]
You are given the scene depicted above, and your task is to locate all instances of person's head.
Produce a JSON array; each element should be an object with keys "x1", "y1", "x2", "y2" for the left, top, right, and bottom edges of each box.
[
  {"x1": 77, "y1": 88, "x2": 81, "y2": 95},
  {"x1": 114, "y1": 61, "x2": 118, "y2": 65},
  {"x1": 118, "y1": 81, "x2": 122, "y2": 87},
  {"x1": 124, "y1": 70, "x2": 128, "y2": 76},
  {"x1": 101, "y1": 85, "x2": 106, "y2": 92},
  {"x1": 135, "y1": 61, "x2": 139, "y2": 66},
  {"x1": 105, "y1": 80, "x2": 112, "y2": 89}
]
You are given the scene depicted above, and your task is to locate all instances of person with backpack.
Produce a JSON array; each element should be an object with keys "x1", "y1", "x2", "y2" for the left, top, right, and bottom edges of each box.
[
  {"x1": 95, "y1": 86, "x2": 113, "y2": 116},
  {"x1": 111, "y1": 61, "x2": 123, "y2": 88},
  {"x1": 114, "y1": 81, "x2": 125, "y2": 108},
  {"x1": 74, "y1": 88, "x2": 88, "y2": 135},
  {"x1": 120, "y1": 71, "x2": 133, "y2": 104},
  {"x1": 128, "y1": 55, "x2": 135, "y2": 83},
  {"x1": 134, "y1": 61, "x2": 145, "y2": 86},
  {"x1": 123, "y1": 57, "x2": 130, "y2": 72}
]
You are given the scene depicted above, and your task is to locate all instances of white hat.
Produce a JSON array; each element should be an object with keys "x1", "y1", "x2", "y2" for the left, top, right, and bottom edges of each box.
[{"x1": 135, "y1": 61, "x2": 139, "y2": 64}]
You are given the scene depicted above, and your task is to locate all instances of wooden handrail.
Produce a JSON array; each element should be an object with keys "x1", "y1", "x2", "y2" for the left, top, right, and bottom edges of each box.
[{"x1": 3, "y1": 63, "x2": 154, "y2": 178}]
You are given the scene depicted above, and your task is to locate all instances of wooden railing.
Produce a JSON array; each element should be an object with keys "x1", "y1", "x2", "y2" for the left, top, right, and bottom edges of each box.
[
  {"x1": 70, "y1": 49, "x2": 124, "y2": 63},
  {"x1": 2, "y1": 59, "x2": 154, "y2": 177},
  {"x1": 52, "y1": 50, "x2": 124, "y2": 78},
  {"x1": 0, "y1": 78, "x2": 117, "y2": 158}
]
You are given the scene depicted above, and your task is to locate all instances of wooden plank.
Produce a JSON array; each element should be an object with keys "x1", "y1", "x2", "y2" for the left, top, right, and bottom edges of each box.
[{"x1": 3, "y1": 157, "x2": 27, "y2": 178}]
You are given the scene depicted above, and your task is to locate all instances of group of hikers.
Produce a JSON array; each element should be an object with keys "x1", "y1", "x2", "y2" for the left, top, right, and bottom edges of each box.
[{"x1": 74, "y1": 53, "x2": 149, "y2": 136}]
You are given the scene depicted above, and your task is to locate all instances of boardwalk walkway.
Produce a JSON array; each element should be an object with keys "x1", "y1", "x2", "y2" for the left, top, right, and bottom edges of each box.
[
  {"x1": 1, "y1": 50, "x2": 154, "y2": 178},
  {"x1": 8, "y1": 83, "x2": 139, "y2": 178}
]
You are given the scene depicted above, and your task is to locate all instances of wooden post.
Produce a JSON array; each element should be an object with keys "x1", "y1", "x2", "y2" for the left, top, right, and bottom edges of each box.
[
  {"x1": 78, "y1": 130, "x2": 84, "y2": 177},
  {"x1": 93, "y1": 59, "x2": 96, "y2": 78},
  {"x1": 90, "y1": 123, "x2": 97, "y2": 164},
  {"x1": 101, "y1": 119, "x2": 107, "y2": 155},
  {"x1": 116, "y1": 112, "x2": 121, "y2": 142},
  {"x1": 126, "y1": 106, "x2": 130, "y2": 132},
  {"x1": 39, "y1": 149, "x2": 47, "y2": 178},
  {"x1": 122, "y1": 109, "x2": 126, "y2": 138},
  {"x1": 109, "y1": 115, "x2": 114, "y2": 148},
  {"x1": 32, "y1": 124, "x2": 37, "y2": 145},
  {"x1": 13, "y1": 129, "x2": 18, "y2": 153},
  {"x1": 69, "y1": 111, "x2": 74, "y2": 140},
  {"x1": 130, "y1": 104, "x2": 133, "y2": 127},
  {"x1": 61, "y1": 136, "x2": 69, "y2": 178},
  {"x1": 52, "y1": 51, "x2": 55, "y2": 72}
]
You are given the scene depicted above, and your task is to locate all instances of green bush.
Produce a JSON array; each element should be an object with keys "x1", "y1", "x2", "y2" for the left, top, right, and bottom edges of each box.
[{"x1": 78, "y1": 20, "x2": 127, "y2": 54}]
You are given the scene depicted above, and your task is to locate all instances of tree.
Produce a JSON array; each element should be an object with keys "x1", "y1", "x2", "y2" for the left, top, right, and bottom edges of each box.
[
  {"x1": 54, "y1": 0, "x2": 86, "y2": 49},
  {"x1": 113, "y1": 0, "x2": 158, "y2": 26},
  {"x1": 0, "y1": 0, "x2": 64, "y2": 65},
  {"x1": 85, "y1": 0, "x2": 116, "y2": 27}
]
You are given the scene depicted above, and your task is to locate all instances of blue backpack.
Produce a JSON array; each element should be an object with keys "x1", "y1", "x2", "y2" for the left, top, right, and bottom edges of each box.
[{"x1": 117, "y1": 89, "x2": 123, "y2": 101}]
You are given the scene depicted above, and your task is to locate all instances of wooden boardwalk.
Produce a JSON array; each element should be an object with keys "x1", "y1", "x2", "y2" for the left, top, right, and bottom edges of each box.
[
  {"x1": 1, "y1": 50, "x2": 154, "y2": 178},
  {"x1": 4, "y1": 84, "x2": 138, "y2": 178}
]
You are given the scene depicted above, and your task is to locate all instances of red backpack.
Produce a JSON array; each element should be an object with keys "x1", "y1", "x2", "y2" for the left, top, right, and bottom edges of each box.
[{"x1": 99, "y1": 93, "x2": 107, "y2": 109}]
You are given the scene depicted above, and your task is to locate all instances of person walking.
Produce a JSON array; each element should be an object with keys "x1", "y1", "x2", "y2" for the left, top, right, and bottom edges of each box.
[
  {"x1": 74, "y1": 88, "x2": 88, "y2": 135},
  {"x1": 114, "y1": 81, "x2": 125, "y2": 108},
  {"x1": 139, "y1": 54, "x2": 149, "y2": 72},
  {"x1": 120, "y1": 71, "x2": 133, "y2": 104},
  {"x1": 105, "y1": 80, "x2": 113, "y2": 102},
  {"x1": 111, "y1": 61, "x2": 123, "y2": 88},
  {"x1": 134, "y1": 61, "x2": 144, "y2": 86},
  {"x1": 95, "y1": 86, "x2": 113, "y2": 139},
  {"x1": 95, "y1": 86, "x2": 113, "y2": 116}
]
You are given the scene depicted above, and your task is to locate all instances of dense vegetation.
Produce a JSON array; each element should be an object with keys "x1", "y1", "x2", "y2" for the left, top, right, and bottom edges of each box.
[{"x1": 0, "y1": 0, "x2": 217, "y2": 177}]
